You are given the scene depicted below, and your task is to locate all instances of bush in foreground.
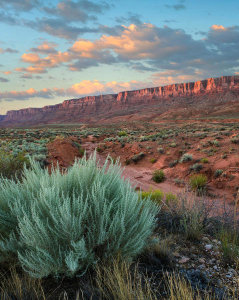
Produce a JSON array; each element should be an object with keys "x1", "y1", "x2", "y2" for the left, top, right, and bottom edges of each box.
[{"x1": 0, "y1": 153, "x2": 158, "y2": 278}]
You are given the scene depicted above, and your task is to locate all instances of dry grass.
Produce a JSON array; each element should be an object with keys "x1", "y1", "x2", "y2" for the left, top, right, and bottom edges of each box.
[
  {"x1": 165, "y1": 272, "x2": 205, "y2": 300},
  {"x1": 165, "y1": 272, "x2": 239, "y2": 300},
  {"x1": 0, "y1": 266, "x2": 46, "y2": 300},
  {"x1": 0, "y1": 260, "x2": 238, "y2": 299},
  {"x1": 95, "y1": 258, "x2": 157, "y2": 300}
]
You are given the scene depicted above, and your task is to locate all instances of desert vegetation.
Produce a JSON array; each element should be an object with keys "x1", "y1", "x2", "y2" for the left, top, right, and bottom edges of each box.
[{"x1": 0, "y1": 120, "x2": 239, "y2": 298}]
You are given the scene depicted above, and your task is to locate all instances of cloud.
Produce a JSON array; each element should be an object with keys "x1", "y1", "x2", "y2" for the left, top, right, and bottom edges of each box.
[
  {"x1": 0, "y1": 79, "x2": 149, "y2": 102},
  {"x1": 211, "y1": 25, "x2": 226, "y2": 31},
  {"x1": 24, "y1": 0, "x2": 111, "y2": 39},
  {"x1": 0, "y1": 0, "x2": 112, "y2": 40},
  {"x1": 30, "y1": 41, "x2": 58, "y2": 54},
  {"x1": 0, "y1": 77, "x2": 9, "y2": 82},
  {"x1": 22, "y1": 53, "x2": 41, "y2": 63},
  {"x1": 0, "y1": 11, "x2": 20, "y2": 25},
  {"x1": 44, "y1": 0, "x2": 110, "y2": 22},
  {"x1": 0, "y1": 47, "x2": 19, "y2": 54},
  {"x1": 151, "y1": 71, "x2": 202, "y2": 86},
  {"x1": 0, "y1": 88, "x2": 53, "y2": 101},
  {"x1": 165, "y1": 4, "x2": 186, "y2": 10},
  {"x1": 20, "y1": 74, "x2": 42, "y2": 80},
  {"x1": 24, "y1": 18, "x2": 99, "y2": 40},
  {"x1": 115, "y1": 13, "x2": 142, "y2": 25},
  {"x1": 0, "y1": 0, "x2": 39, "y2": 11},
  {"x1": 44, "y1": 0, "x2": 110, "y2": 21},
  {"x1": 65, "y1": 80, "x2": 147, "y2": 95},
  {"x1": 13, "y1": 23, "x2": 239, "y2": 79},
  {"x1": 15, "y1": 66, "x2": 47, "y2": 74}
]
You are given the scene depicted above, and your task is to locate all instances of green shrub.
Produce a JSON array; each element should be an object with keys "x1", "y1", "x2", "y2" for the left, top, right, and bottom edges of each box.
[
  {"x1": 165, "y1": 192, "x2": 177, "y2": 205},
  {"x1": 157, "y1": 147, "x2": 164, "y2": 154},
  {"x1": 189, "y1": 174, "x2": 207, "y2": 191},
  {"x1": 200, "y1": 158, "x2": 209, "y2": 164},
  {"x1": 125, "y1": 159, "x2": 131, "y2": 165},
  {"x1": 231, "y1": 136, "x2": 239, "y2": 144},
  {"x1": 152, "y1": 170, "x2": 165, "y2": 183},
  {"x1": 140, "y1": 189, "x2": 164, "y2": 206},
  {"x1": 218, "y1": 229, "x2": 239, "y2": 265},
  {"x1": 96, "y1": 146, "x2": 103, "y2": 153},
  {"x1": 118, "y1": 131, "x2": 127, "y2": 137},
  {"x1": 170, "y1": 142, "x2": 177, "y2": 148},
  {"x1": 212, "y1": 140, "x2": 220, "y2": 147},
  {"x1": 214, "y1": 169, "x2": 223, "y2": 178},
  {"x1": 131, "y1": 152, "x2": 145, "y2": 163},
  {"x1": 0, "y1": 151, "x2": 29, "y2": 179},
  {"x1": 150, "y1": 158, "x2": 157, "y2": 164},
  {"x1": 0, "y1": 154, "x2": 158, "y2": 278},
  {"x1": 179, "y1": 153, "x2": 193, "y2": 163},
  {"x1": 222, "y1": 153, "x2": 227, "y2": 159},
  {"x1": 169, "y1": 160, "x2": 178, "y2": 168},
  {"x1": 72, "y1": 142, "x2": 85, "y2": 157},
  {"x1": 190, "y1": 163, "x2": 203, "y2": 173}
]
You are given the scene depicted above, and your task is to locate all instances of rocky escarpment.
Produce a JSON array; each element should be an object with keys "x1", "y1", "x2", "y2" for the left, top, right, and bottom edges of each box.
[{"x1": 1, "y1": 75, "x2": 239, "y2": 126}]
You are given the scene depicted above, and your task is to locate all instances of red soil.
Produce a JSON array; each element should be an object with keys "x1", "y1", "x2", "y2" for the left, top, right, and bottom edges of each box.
[{"x1": 46, "y1": 137, "x2": 238, "y2": 217}]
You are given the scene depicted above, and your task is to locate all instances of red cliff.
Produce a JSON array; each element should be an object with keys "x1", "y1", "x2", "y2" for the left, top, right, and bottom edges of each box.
[{"x1": 1, "y1": 75, "x2": 239, "y2": 126}]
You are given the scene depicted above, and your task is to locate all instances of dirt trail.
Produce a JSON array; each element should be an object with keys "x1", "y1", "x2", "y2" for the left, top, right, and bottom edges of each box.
[
  {"x1": 83, "y1": 141, "x2": 182, "y2": 193},
  {"x1": 47, "y1": 138, "x2": 236, "y2": 218},
  {"x1": 82, "y1": 141, "x2": 236, "y2": 218}
]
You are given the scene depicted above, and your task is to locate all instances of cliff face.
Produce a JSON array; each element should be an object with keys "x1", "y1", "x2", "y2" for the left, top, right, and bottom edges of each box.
[
  {"x1": 0, "y1": 115, "x2": 5, "y2": 122},
  {"x1": 1, "y1": 75, "x2": 239, "y2": 126}
]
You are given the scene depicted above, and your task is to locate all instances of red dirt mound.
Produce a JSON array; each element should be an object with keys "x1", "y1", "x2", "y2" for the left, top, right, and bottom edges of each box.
[{"x1": 47, "y1": 137, "x2": 82, "y2": 169}]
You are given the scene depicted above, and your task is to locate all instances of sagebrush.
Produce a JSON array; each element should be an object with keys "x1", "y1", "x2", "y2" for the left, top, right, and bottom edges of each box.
[{"x1": 0, "y1": 153, "x2": 158, "y2": 278}]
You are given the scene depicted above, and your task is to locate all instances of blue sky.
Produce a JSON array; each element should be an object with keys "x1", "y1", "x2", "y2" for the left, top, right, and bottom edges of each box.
[{"x1": 0, "y1": 0, "x2": 239, "y2": 114}]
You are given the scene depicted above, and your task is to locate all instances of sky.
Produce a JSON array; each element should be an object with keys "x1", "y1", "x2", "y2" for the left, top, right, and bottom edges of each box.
[{"x1": 0, "y1": 0, "x2": 239, "y2": 114}]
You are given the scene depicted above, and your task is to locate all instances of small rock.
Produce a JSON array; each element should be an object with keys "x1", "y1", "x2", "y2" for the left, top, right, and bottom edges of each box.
[
  {"x1": 208, "y1": 258, "x2": 216, "y2": 264},
  {"x1": 198, "y1": 258, "x2": 205, "y2": 263},
  {"x1": 205, "y1": 244, "x2": 213, "y2": 251},
  {"x1": 179, "y1": 256, "x2": 190, "y2": 264},
  {"x1": 202, "y1": 236, "x2": 210, "y2": 243},
  {"x1": 198, "y1": 264, "x2": 205, "y2": 269},
  {"x1": 228, "y1": 268, "x2": 237, "y2": 276}
]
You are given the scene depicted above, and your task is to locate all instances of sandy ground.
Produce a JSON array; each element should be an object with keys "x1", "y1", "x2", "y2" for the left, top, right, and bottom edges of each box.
[{"x1": 82, "y1": 141, "x2": 237, "y2": 219}]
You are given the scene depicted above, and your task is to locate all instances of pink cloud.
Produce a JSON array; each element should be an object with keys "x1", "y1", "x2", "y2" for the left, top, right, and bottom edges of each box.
[
  {"x1": 211, "y1": 25, "x2": 226, "y2": 31},
  {"x1": 0, "y1": 79, "x2": 150, "y2": 102}
]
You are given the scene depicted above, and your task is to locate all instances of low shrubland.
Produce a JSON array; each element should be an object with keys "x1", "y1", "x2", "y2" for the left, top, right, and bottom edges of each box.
[{"x1": 0, "y1": 123, "x2": 239, "y2": 298}]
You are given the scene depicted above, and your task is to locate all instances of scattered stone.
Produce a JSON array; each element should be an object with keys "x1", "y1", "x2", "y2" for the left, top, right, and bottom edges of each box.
[
  {"x1": 202, "y1": 236, "x2": 210, "y2": 243},
  {"x1": 205, "y1": 244, "x2": 213, "y2": 251},
  {"x1": 179, "y1": 256, "x2": 190, "y2": 264},
  {"x1": 173, "y1": 252, "x2": 181, "y2": 258},
  {"x1": 228, "y1": 268, "x2": 237, "y2": 276},
  {"x1": 198, "y1": 264, "x2": 205, "y2": 269}
]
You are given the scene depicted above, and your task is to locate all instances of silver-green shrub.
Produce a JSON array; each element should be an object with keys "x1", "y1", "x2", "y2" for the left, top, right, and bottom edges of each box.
[{"x1": 0, "y1": 153, "x2": 158, "y2": 278}]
